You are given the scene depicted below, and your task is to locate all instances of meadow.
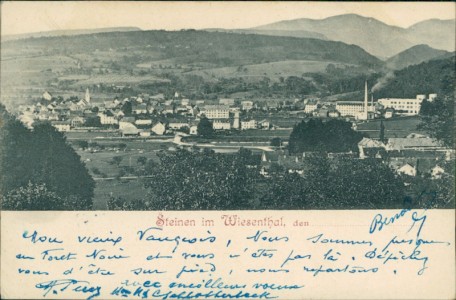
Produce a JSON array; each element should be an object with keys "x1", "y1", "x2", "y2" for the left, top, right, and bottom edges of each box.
[{"x1": 356, "y1": 116, "x2": 424, "y2": 138}]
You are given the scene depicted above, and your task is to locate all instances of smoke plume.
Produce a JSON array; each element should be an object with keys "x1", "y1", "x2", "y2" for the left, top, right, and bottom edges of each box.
[{"x1": 372, "y1": 71, "x2": 395, "y2": 93}]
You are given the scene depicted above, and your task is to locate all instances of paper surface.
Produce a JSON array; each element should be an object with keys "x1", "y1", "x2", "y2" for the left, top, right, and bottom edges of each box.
[
  {"x1": 1, "y1": 2, "x2": 455, "y2": 300},
  {"x1": 1, "y1": 210, "x2": 455, "y2": 299}
]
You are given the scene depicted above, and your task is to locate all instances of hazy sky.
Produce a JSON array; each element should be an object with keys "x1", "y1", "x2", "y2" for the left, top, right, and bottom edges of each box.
[{"x1": 1, "y1": 1, "x2": 455, "y2": 36}]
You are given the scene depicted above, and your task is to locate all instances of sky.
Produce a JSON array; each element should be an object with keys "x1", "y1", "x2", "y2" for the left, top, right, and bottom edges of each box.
[{"x1": 1, "y1": 1, "x2": 455, "y2": 36}]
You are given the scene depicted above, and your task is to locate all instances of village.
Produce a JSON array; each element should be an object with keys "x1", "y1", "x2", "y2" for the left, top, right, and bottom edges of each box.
[{"x1": 14, "y1": 81, "x2": 452, "y2": 194}]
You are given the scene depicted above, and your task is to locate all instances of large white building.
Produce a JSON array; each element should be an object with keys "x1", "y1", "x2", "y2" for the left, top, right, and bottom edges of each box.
[
  {"x1": 378, "y1": 95, "x2": 424, "y2": 116},
  {"x1": 203, "y1": 105, "x2": 230, "y2": 119},
  {"x1": 336, "y1": 101, "x2": 365, "y2": 117},
  {"x1": 336, "y1": 81, "x2": 374, "y2": 119}
]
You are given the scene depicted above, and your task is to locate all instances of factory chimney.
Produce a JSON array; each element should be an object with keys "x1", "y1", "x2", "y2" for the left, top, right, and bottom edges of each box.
[{"x1": 364, "y1": 80, "x2": 368, "y2": 117}]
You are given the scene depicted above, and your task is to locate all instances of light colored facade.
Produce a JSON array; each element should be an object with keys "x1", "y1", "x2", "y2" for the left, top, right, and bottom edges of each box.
[
  {"x1": 135, "y1": 119, "x2": 153, "y2": 126},
  {"x1": 51, "y1": 121, "x2": 71, "y2": 132},
  {"x1": 212, "y1": 119, "x2": 231, "y2": 130},
  {"x1": 42, "y1": 91, "x2": 53, "y2": 101},
  {"x1": 241, "y1": 101, "x2": 254, "y2": 111},
  {"x1": 70, "y1": 116, "x2": 85, "y2": 127},
  {"x1": 378, "y1": 96, "x2": 423, "y2": 116},
  {"x1": 397, "y1": 163, "x2": 417, "y2": 177},
  {"x1": 384, "y1": 108, "x2": 394, "y2": 119},
  {"x1": 152, "y1": 122, "x2": 166, "y2": 135},
  {"x1": 119, "y1": 121, "x2": 139, "y2": 136},
  {"x1": 428, "y1": 94, "x2": 438, "y2": 102},
  {"x1": 241, "y1": 119, "x2": 257, "y2": 130},
  {"x1": 168, "y1": 122, "x2": 189, "y2": 130},
  {"x1": 203, "y1": 105, "x2": 230, "y2": 119},
  {"x1": 190, "y1": 125, "x2": 198, "y2": 135},
  {"x1": 98, "y1": 112, "x2": 118, "y2": 125},
  {"x1": 304, "y1": 103, "x2": 318, "y2": 114},
  {"x1": 336, "y1": 101, "x2": 365, "y2": 117}
]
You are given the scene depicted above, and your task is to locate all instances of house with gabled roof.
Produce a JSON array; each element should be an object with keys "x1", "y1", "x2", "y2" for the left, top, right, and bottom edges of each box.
[
  {"x1": 397, "y1": 163, "x2": 417, "y2": 177},
  {"x1": 151, "y1": 121, "x2": 166, "y2": 135},
  {"x1": 98, "y1": 110, "x2": 118, "y2": 125}
]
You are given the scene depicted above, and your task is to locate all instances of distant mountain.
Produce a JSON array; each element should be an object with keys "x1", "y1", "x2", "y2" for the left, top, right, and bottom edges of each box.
[
  {"x1": 252, "y1": 14, "x2": 455, "y2": 58},
  {"x1": 205, "y1": 28, "x2": 327, "y2": 40},
  {"x1": 2, "y1": 30, "x2": 383, "y2": 68},
  {"x1": 1, "y1": 27, "x2": 142, "y2": 41},
  {"x1": 406, "y1": 19, "x2": 456, "y2": 53},
  {"x1": 386, "y1": 44, "x2": 453, "y2": 69}
]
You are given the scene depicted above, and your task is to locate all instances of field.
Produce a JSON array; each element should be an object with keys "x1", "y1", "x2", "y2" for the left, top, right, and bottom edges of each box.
[
  {"x1": 74, "y1": 140, "x2": 172, "y2": 209},
  {"x1": 356, "y1": 116, "x2": 424, "y2": 138},
  {"x1": 69, "y1": 74, "x2": 171, "y2": 87},
  {"x1": 185, "y1": 60, "x2": 351, "y2": 82}
]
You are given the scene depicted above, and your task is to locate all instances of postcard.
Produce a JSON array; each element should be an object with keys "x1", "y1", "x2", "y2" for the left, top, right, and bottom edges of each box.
[{"x1": 1, "y1": 1, "x2": 455, "y2": 299}]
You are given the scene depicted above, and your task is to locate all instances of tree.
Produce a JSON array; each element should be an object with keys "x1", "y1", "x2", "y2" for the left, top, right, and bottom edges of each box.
[
  {"x1": 0, "y1": 107, "x2": 95, "y2": 210},
  {"x1": 379, "y1": 120, "x2": 386, "y2": 143},
  {"x1": 288, "y1": 119, "x2": 363, "y2": 154},
  {"x1": 77, "y1": 140, "x2": 89, "y2": 150},
  {"x1": 121, "y1": 101, "x2": 132, "y2": 115},
  {"x1": 197, "y1": 116, "x2": 214, "y2": 138},
  {"x1": 143, "y1": 149, "x2": 259, "y2": 210},
  {"x1": 29, "y1": 123, "x2": 95, "y2": 206},
  {"x1": 259, "y1": 155, "x2": 406, "y2": 210},
  {"x1": 2, "y1": 182, "x2": 65, "y2": 210},
  {"x1": 327, "y1": 158, "x2": 405, "y2": 209},
  {"x1": 418, "y1": 96, "x2": 454, "y2": 148}
]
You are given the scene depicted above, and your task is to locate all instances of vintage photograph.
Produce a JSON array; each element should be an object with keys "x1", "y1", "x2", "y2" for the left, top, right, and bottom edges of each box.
[{"x1": 1, "y1": 1, "x2": 454, "y2": 211}]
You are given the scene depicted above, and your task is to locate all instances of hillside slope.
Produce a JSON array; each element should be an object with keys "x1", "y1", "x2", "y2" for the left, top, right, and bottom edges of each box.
[
  {"x1": 1, "y1": 30, "x2": 383, "y2": 67},
  {"x1": 375, "y1": 56, "x2": 455, "y2": 98},
  {"x1": 386, "y1": 44, "x2": 453, "y2": 69}
]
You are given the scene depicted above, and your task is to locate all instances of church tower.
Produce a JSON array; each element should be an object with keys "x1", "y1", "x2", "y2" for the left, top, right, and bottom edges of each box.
[{"x1": 85, "y1": 88, "x2": 91, "y2": 104}]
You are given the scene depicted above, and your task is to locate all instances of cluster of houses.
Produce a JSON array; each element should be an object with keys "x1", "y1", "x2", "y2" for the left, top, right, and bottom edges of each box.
[
  {"x1": 17, "y1": 90, "x2": 287, "y2": 136},
  {"x1": 259, "y1": 132, "x2": 452, "y2": 180},
  {"x1": 16, "y1": 82, "x2": 437, "y2": 138}
]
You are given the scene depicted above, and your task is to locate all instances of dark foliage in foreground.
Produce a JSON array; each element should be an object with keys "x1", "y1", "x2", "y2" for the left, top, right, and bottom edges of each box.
[
  {"x1": 107, "y1": 148, "x2": 453, "y2": 211},
  {"x1": 0, "y1": 104, "x2": 95, "y2": 210},
  {"x1": 419, "y1": 95, "x2": 455, "y2": 148}
]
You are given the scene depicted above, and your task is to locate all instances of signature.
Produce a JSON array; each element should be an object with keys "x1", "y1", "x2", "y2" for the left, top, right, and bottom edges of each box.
[
  {"x1": 35, "y1": 279, "x2": 101, "y2": 300},
  {"x1": 369, "y1": 191, "x2": 437, "y2": 235}
]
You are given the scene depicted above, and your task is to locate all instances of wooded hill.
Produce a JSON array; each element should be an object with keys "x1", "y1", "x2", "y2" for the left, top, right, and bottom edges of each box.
[
  {"x1": 2, "y1": 30, "x2": 383, "y2": 68},
  {"x1": 375, "y1": 56, "x2": 455, "y2": 98}
]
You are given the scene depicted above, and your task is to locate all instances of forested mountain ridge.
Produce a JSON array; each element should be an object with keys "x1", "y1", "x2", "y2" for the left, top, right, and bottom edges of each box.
[
  {"x1": 375, "y1": 56, "x2": 455, "y2": 99},
  {"x1": 1, "y1": 30, "x2": 383, "y2": 68}
]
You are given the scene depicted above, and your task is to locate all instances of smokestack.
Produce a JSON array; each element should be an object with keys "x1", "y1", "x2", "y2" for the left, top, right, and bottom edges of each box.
[
  {"x1": 364, "y1": 80, "x2": 368, "y2": 115},
  {"x1": 371, "y1": 94, "x2": 374, "y2": 112}
]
